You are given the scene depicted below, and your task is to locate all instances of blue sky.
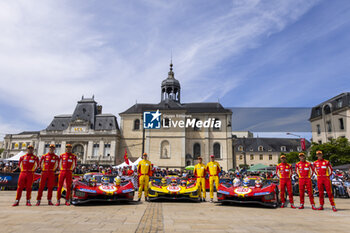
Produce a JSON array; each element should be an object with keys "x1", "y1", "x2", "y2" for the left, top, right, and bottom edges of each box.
[{"x1": 0, "y1": 0, "x2": 349, "y2": 139}]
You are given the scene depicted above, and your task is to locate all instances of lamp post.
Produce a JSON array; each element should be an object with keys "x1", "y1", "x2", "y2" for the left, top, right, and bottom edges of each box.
[
  {"x1": 141, "y1": 114, "x2": 145, "y2": 155},
  {"x1": 243, "y1": 136, "x2": 247, "y2": 167}
]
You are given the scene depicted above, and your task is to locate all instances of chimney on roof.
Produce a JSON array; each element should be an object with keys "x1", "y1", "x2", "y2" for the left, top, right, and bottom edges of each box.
[{"x1": 97, "y1": 105, "x2": 102, "y2": 114}]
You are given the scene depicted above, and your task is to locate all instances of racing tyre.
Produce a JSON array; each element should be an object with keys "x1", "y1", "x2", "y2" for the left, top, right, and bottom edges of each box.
[{"x1": 272, "y1": 187, "x2": 280, "y2": 208}]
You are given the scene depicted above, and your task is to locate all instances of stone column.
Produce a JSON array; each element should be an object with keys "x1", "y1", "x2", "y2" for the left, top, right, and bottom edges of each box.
[{"x1": 61, "y1": 141, "x2": 66, "y2": 154}]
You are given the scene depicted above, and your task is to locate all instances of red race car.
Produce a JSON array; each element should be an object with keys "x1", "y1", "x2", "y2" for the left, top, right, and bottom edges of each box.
[
  {"x1": 61, "y1": 172, "x2": 135, "y2": 205},
  {"x1": 217, "y1": 176, "x2": 280, "y2": 208}
]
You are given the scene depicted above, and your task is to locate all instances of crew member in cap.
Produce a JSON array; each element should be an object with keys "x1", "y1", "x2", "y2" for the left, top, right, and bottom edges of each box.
[
  {"x1": 12, "y1": 145, "x2": 39, "y2": 206},
  {"x1": 194, "y1": 157, "x2": 206, "y2": 201},
  {"x1": 276, "y1": 154, "x2": 296, "y2": 208},
  {"x1": 36, "y1": 144, "x2": 59, "y2": 206},
  {"x1": 206, "y1": 155, "x2": 221, "y2": 202},
  {"x1": 296, "y1": 152, "x2": 316, "y2": 210},
  {"x1": 313, "y1": 150, "x2": 337, "y2": 211},
  {"x1": 56, "y1": 144, "x2": 77, "y2": 206},
  {"x1": 137, "y1": 153, "x2": 152, "y2": 201}
]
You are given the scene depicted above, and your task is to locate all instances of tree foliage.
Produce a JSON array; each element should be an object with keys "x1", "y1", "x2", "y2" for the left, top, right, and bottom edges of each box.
[{"x1": 308, "y1": 137, "x2": 350, "y2": 166}]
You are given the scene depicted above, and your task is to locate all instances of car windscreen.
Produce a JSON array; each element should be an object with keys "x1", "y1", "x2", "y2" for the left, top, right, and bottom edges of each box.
[{"x1": 83, "y1": 174, "x2": 117, "y2": 183}]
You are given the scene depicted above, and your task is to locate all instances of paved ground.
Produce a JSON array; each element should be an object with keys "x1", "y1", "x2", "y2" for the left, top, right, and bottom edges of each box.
[{"x1": 0, "y1": 191, "x2": 349, "y2": 233}]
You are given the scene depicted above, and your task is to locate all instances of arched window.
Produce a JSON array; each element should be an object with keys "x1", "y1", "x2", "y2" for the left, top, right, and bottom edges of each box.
[
  {"x1": 194, "y1": 118, "x2": 200, "y2": 131},
  {"x1": 134, "y1": 119, "x2": 140, "y2": 130},
  {"x1": 258, "y1": 146, "x2": 264, "y2": 152},
  {"x1": 238, "y1": 145, "x2": 243, "y2": 151},
  {"x1": 281, "y1": 146, "x2": 286, "y2": 152},
  {"x1": 213, "y1": 118, "x2": 221, "y2": 130},
  {"x1": 214, "y1": 143, "x2": 221, "y2": 159},
  {"x1": 193, "y1": 143, "x2": 201, "y2": 159},
  {"x1": 160, "y1": 140, "x2": 170, "y2": 159},
  {"x1": 163, "y1": 118, "x2": 170, "y2": 127}
]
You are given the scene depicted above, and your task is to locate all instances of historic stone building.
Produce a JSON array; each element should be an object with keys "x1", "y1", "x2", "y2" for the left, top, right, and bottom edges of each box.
[
  {"x1": 2, "y1": 97, "x2": 120, "y2": 165},
  {"x1": 310, "y1": 92, "x2": 349, "y2": 144},
  {"x1": 119, "y1": 63, "x2": 233, "y2": 170}
]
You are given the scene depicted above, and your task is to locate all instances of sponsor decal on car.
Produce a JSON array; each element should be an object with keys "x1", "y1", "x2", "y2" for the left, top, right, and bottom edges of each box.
[
  {"x1": 234, "y1": 187, "x2": 252, "y2": 195},
  {"x1": 167, "y1": 186, "x2": 181, "y2": 192},
  {"x1": 79, "y1": 188, "x2": 97, "y2": 193},
  {"x1": 99, "y1": 185, "x2": 117, "y2": 193},
  {"x1": 253, "y1": 192, "x2": 270, "y2": 196},
  {"x1": 122, "y1": 188, "x2": 133, "y2": 193}
]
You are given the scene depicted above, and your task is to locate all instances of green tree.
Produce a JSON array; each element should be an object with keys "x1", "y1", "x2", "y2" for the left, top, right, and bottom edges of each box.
[
  {"x1": 308, "y1": 137, "x2": 350, "y2": 166},
  {"x1": 0, "y1": 148, "x2": 4, "y2": 155}
]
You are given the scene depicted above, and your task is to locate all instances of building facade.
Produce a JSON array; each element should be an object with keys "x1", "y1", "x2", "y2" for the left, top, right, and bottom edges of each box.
[
  {"x1": 310, "y1": 92, "x2": 350, "y2": 144},
  {"x1": 119, "y1": 63, "x2": 233, "y2": 170},
  {"x1": 233, "y1": 137, "x2": 310, "y2": 167},
  {"x1": 2, "y1": 97, "x2": 120, "y2": 164}
]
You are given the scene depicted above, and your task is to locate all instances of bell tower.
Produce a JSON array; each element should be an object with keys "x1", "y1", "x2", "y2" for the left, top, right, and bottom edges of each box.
[{"x1": 161, "y1": 63, "x2": 181, "y2": 102}]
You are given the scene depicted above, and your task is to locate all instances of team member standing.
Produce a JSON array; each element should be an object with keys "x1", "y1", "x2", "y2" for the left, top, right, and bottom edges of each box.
[
  {"x1": 295, "y1": 152, "x2": 316, "y2": 210},
  {"x1": 12, "y1": 145, "x2": 39, "y2": 206},
  {"x1": 56, "y1": 144, "x2": 77, "y2": 206},
  {"x1": 313, "y1": 150, "x2": 337, "y2": 212},
  {"x1": 276, "y1": 154, "x2": 296, "y2": 208},
  {"x1": 194, "y1": 157, "x2": 206, "y2": 202},
  {"x1": 206, "y1": 155, "x2": 221, "y2": 203},
  {"x1": 36, "y1": 144, "x2": 59, "y2": 206},
  {"x1": 137, "y1": 153, "x2": 152, "y2": 201}
]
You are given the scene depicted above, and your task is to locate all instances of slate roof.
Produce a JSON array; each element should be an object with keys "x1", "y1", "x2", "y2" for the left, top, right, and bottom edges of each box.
[
  {"x1": 310, "y1": 92, "x2": 350, "y2": 120},
  {"x1": 233, "y1": 138, "x2": 311, "y2": 152},
  {"x1": 120, "y1": 99, "x2": 231, "y2": 114},
  {"x1": 46, "y1": 98, "x2": 118, "y2": 131}
]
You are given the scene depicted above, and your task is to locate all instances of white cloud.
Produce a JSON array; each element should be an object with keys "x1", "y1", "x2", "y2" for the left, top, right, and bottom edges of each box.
[{"x1": 0, "y1": 0, "x2": 320, "y2": 134}]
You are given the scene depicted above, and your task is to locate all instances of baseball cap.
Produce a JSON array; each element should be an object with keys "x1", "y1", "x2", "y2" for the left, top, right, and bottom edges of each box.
[{"x1": 316, "y1": 150, "x2": 323, "y2": 154}]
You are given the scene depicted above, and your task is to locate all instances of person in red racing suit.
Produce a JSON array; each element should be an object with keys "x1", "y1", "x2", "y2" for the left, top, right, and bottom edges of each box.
[
  {"x1": 36, "y1": 144, "x2": 59, "y2": 206},
  {"x1": 12, "y1": 145, "x2": 39, "y2": 206},
  {"x1": 314, "y1": 150, "x2": 337, "y2": 212},
  {"x1": 296, "y1": 152, "x2": 316, "y2": 210},
  {"x1": 56, "y1": 144, "x2": 77, "y2": 206},
  {"x1": 276, "y1": 154, "x2": 296, "y2": 208}
]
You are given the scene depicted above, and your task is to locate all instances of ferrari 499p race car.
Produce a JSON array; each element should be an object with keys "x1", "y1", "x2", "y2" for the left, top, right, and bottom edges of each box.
[
  {"x1": 61, "y1": 173, "x2": 135, "y2": 205},
  {"x1": 148, "y1": 175, "x2": 200, "y2": 201},
  {"x1": 217, "y1": 176, "x2": 280, "y2": 208}
]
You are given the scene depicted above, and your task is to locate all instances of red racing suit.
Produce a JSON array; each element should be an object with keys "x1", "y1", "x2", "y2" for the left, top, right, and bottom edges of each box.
[
  {"x1": 15, "y1": 153, "x2": 39, "y2": 201},
  {"x1": 36, "y1": 153, "x2": 59, "y2": 201},
  {"x1": 56, "y1": 153, "x2": 77, "y2": 201},
  {"x1": 296, "y1": 161, "x2": 315, "y2": 205},
  {"x1": 276, "y1": 163, "x2": 294, "y2": 204},
  {"x1": 314, "y1": 159, "x2": 335, "y2": 206}
]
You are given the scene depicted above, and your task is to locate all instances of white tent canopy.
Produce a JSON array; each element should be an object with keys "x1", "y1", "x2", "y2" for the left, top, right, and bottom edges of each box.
[
  {"x1": 4, "y1": 151, "x2": 26, "y2": 161},
  {"x1": 113, "y1": 157, "x2": 142, "y2": 169}
]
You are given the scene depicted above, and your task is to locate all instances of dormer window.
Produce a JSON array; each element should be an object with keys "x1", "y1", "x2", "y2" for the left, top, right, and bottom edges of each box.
[
  {"x1": 258, "y1": 146, "x2": 263, "y2": 152},
  {"x1": 281, "y1": 146, "x2": 286, "y2": 152}
]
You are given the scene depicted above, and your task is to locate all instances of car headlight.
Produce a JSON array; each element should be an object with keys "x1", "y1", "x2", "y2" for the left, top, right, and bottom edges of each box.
[
  {"x1": 149, "y1": 189, "x2": 156, "y2": 195},
  {"x1": 75, "y1": 190, "x2": 86, "y2": 197},
  {"x1": 264, "y1": 193, "x2": 274, "y2": 200}
]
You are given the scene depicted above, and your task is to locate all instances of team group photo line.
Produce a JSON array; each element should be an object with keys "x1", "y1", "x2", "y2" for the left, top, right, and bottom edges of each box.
[{"x1": 9, "y1": 142, "x2": 340, "y2": 212}]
